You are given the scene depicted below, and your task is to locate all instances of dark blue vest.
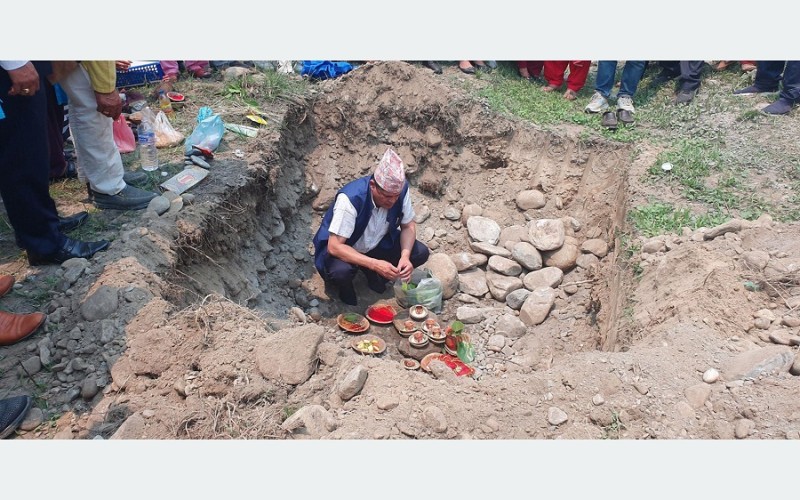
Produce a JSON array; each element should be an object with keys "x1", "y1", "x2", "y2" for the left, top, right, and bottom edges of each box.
[{"x1": 313, "y1": 175, "x2": 409, "y2": 272}]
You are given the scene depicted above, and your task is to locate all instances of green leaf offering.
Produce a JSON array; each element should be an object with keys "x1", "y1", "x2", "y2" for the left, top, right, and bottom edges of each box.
[
  {"x1": 343, "y1": 313, "x2": 361, "y2": 323},
  {"x1": 450, "y1": 320, "x2": 464, "y2": 334}
]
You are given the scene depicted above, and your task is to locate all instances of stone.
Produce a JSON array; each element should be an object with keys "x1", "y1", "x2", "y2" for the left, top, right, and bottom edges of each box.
[
  {"x1": 414, "y1": 205, "x2": 431, "y2": 224},
  {"x1": 422, "y1": 253, "x2": 459, "y2": 299},
  {"x1": 547, "y1": 406, "x2": 568, "y2": 426},
  {"x1": 255, "y1": 324, "x2": 326, "y2": 385},
  {"x1": 147, "y1": 196, "x2": 171, "y2": 216},
  {"x1": 485, "y1": 271, "x2": 523, "y2": 302},
  {"x1": 493, "y1": 314, "x2": 527, "y2": 339},
  {"x1": 581, "y1": 238, "x2": 609, "y2": 258},
  {"x1": 449, "y1": 252, "x2": 488, "y2": 272},
  {"x1": 487, "y1": 334, "x2": 506, "y2": 352},
  {"x1": 702, "y1": 368, "x2": 720, "y2": 383},
  {"x1": 458, "y1": 268, "x2": 489, "y2": 297},
  {"x1": 498, "y1": 225, "x2": 530, "y2": 249},
  {"x1": 684, "y1": 383, "x2": 712, "y2": 409},
  {"x1": 80, "y1": 285, "x2": 119, "y2": 322},
  {"x1": 336, "y1": 365, "x2": 369, "y2": 401},
  {"x1": 515, "y1": 189, "x2": 546, "y2": 210},
  {"x1": 742, "y1": 250, "x2": 770, "y2": 271},
  {"x1": 505, "y1": 288, "x2": 531, "y2": 310},
  {"x1": 721, "y1": 345, "x2": 794, "y2": 380},
  {"x1": 519, "y1": 287, "x2": 556, "y2": 326},
  {"x1": 523, "y1": 267, "x2": 563, "y2": 290},
  {"x1": 734, "y1": 418, "x2": 755, "y2": 439},
  {"x1": 488, "y1": 255, "x2": 522, "y2": 276},
  {"x1": 281, "y1": 405, "x2": 337, "y2": 437},
  {"x1": 469, "y1": 241, "x2": 512, "y2": 258},
  {"x1": 542, "y1": 243, "x2": 580, "y2": 271},
  {"x1": 422, "y1": 406, "x2": 448, "y2": 433},
  {"x1": 466, "y1": 216, "x2": 501, "y2": 245},
  {"x1": 528, "y1": 219, "x2": 566, "y2": 251},
  {"x1": 460, "y1": 204, "x2": 483, "y2": 225},
  {"x1": 511, "y1": 241, "x2": 543, "y2": 271}
]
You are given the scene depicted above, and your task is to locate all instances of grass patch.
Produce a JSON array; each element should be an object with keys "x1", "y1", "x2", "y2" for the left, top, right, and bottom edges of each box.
[{"x1": 629, "y1": 201, "x2": 728, "y2": 237}]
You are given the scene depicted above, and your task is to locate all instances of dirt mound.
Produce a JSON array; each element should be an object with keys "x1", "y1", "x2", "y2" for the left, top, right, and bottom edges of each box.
[{"x1": 2, "y1": 61, "x2": 799, "y2": 441}]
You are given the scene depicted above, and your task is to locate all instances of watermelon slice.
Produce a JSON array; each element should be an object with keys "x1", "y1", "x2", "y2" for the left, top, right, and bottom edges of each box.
[{"x1": 166, "y1": 91, "x2": 185, "y2": 102}]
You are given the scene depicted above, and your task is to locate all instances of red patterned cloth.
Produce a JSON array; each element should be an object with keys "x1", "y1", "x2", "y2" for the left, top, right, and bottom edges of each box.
[{"x1": 374, "y1": 147, "x2": 405, "y2": 194}]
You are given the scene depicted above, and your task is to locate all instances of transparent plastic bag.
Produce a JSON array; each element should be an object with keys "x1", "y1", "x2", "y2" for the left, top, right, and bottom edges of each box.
[
  {"x1": 152, "y1": 110, "x2": 184, "y2": 148},
  {"x1": 393, "y1": 268, "x2": 443, "y2": 313}
]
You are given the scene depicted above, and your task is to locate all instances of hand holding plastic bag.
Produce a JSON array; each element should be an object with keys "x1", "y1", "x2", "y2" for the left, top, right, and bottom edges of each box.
[
  {"x1": 393, "y1": 268, "x2": 443, "y2": 313},
  {"x1": 184, "y1": 106, "x2": 225, "y2": 155}
]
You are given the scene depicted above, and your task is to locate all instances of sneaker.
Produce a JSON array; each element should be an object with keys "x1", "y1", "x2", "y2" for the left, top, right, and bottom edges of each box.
[
  {"x1": 733, "y1": 84, "x2": 777, "y2": 95},
  {"x1": 762, "y1": 98, "x2": 794, "y2": 115},
  {"x1": 674, "y1": 89, "x2": 697, "y2": 105},
  {"x1": 585, "y1": 91, "x2": 609, "y2": 113},
  {"x1": 91, "y1": 184, "x2": 158, "y2": 211},
  {"x1": 617, "y1": 95, "x2": 635, "y2": 124}
]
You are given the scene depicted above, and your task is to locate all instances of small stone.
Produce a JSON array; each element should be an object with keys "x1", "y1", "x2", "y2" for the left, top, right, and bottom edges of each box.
[
  {"x1": 702, "y1": 368, "x2": 720, "y2": 384},
  {"x1": 592, "y1": 394, "x2": 605, "y2": 406}
]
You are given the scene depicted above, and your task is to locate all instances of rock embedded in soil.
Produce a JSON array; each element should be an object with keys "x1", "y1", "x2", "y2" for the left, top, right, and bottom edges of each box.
[
  {"x1": 450, "y1": 252, "x2": 488, "y2": 272},
  {"x1": 528, "y1": 219, "x2": 566, "y2": 251},
  {"x1": 505, "y1": 289, "x2": 531, "y2": 310},
  {"x1": 422, "y1": 253, "x2": 459, "y2": 299},
  {"x1": 515, "y1": 190, "x2": 546, "y2": 210},
  {"x1": 488, "y1": 255, "x2": 522, "y2": 276},
  {"x1": 581, "y1": 238, "x2": 609, "y2": 258},
  {"x1": 547, "y1": 406, "x2": 568, "y2": 426},
  {"x1": 684, "y1": 383, "x2": 712, "y2": 409},
  {"x1": 458, "y1": 268, "x2": 489, "y2": 297},
  {"x1": 80, "y1": 285, "x2": 119, "y2": 322},
  {"x1": 721, "y1": 345, "x2": 795, "y2": 381},
  {"x1": 470, "y1": 241, "x2": 512, "y2": 258},
  {"x1": 467, "y1": 216, "x2": 501, "y2": 245},
  {"x1": 702, "y1": 368, "x2": 720, "y2": 383},
  {"x1": 336, "y1": 365, "x2": 368, "y2": 401},
  {"x1": 542, "y1": 242, "x2": 580, "y2": 271},
  {"x1": 523, "y1": 267, "x2": 563, "y2": 290},
  {"x1": 519, "y1": 287, "x2": 556, "y2": 326},
  {"x1": 511, "y1": 241, "x2": 542, "y2": 271}
]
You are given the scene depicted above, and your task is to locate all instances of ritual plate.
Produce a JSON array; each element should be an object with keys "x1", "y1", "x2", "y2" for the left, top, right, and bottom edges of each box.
[
  {"x1": 420, "y1": 353, "x2": 475, "y2": 377},
  {"x1": 402, "y1": 358, "x2": 420, "y2": 370},
  {"x1": 351, "y1": 335, "x2": 386, "y2": 355},
  {"x1": 337, "y1": 313, "x2": 370, "y2": 334},
  {"x1": 409, "y1": 304, "x2": 428, "y2": 320},
  {"x1": 365, "y1": 304, "x2": 397, "y2": 325}
]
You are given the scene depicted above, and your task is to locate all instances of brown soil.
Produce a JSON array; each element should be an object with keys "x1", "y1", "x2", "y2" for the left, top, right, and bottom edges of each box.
[{"x1": 2, "y1": 61, "x2": 799, "y2": 442}]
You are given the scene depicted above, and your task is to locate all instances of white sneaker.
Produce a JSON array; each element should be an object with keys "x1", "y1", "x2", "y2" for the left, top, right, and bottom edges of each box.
[
  {"x1": 617, "y1": 95, "x2": 635, "y2": 113},
  {"x1": 585, "y1": 91, "x2": 609, "y2": 113}
]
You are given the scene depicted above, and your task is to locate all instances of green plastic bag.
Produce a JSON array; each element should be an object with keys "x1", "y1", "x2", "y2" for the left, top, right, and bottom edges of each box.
[{"x1": 394, "y1": 268, "x2": 443, "y2": 313}]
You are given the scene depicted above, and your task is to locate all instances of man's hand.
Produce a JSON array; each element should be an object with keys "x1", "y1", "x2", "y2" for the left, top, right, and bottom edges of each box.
[
  {"x1": 95, "y1": 90, "x2": 123, "y2": 120},
  {"x1": 7, "y1": 62, "x2": 40, "y2": 96},
  {"x1": 396, "y1": 255, "x2": 413, "y2": 282},
  {"x1": 372, "y1": 259, "x2": 400, "y2": 281},
  {"x1": 115, "y1": 60, "x2": 132, "y2": 71}
]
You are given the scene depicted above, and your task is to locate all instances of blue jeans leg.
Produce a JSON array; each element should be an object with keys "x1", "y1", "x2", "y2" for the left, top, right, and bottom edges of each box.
[
  {"x1": 779, "y1": 61, "x2": 800, "y2": 102},
  {"x1": 618, "y1": 61, "x2": 647, "y2": 98},
  {"x1": 594, "y1": 61, "x2": 618, "y2": 98}
]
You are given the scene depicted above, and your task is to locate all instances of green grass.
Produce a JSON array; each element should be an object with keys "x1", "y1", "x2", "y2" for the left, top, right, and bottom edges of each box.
[{"x1": 628, "y1": 201, "x2": 728, "y2": 237}]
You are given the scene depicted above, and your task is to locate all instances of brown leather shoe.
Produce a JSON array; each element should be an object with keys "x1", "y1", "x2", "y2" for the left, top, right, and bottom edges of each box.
[
  {"x1": 0, "y1": 310, "x2": 46, "y2": 346},
  {"x1": 0, "y1": 275, "x2": 14, "y2": 298}
]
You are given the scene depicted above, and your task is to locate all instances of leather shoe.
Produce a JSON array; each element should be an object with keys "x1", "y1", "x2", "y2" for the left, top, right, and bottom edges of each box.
[
  {"x1": 0, "y1": 310, "x2": 46, "y2": 347},
  {"x1": 27, "y1": 237, "x2": 110, "y2": 266},
  {"x1": 0, "y1": 395, "x2": 32, "y2": 439},
  {"x1": 50, "y1": 158, "x2": 78, "y2": 182},
  {"x1": 58, "y1": 211, "x2": 89, "y2": 232},
  {"x1": 458, "y1": 62, "x2": 476, "y2": 75},
  {"x1": 601, "y1": 110, "x2": 618, "y2": 130},
  {"x1": 0, "y1": 275, "x2": 14, "y2": 298},
  {"x1": 422, "y1": 61, "x2": 442, "y2": 74},
  {"x1": 90, "y1": 184, "x2": 158, "y2": 211}
]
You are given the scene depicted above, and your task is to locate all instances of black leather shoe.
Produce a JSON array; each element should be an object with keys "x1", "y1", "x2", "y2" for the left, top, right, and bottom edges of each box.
[
  {"x1": 422, "y1": 61, "x2": 442, "y2": 74},
  {"x1": 27, "y1": 237, "x2": 110, "y2": 266},
  {"x1": 57, "y1": 211, "x2": 89, "y2": 232}
]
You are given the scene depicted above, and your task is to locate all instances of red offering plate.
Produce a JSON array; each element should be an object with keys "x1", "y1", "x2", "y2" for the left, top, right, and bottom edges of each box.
[
  {"x1": 365, "y1": 304, "x2": 397, "y2": 324},
  {"x1": 420, "y1": 353, "x2": 475, "y2": 377}
]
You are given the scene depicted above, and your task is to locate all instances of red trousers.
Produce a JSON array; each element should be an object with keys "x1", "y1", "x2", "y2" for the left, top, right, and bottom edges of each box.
[
  {"x1": 543, "y1": 61, "x2": 591, "y2": 92},
  {"x1": 517, "y1": 61, "x2": 544, "y2": 78}
]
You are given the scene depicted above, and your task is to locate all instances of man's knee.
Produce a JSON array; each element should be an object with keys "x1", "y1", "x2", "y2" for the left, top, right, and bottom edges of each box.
[{"x1": 411, "y1": 241, "x2": 430, "y2": 266}]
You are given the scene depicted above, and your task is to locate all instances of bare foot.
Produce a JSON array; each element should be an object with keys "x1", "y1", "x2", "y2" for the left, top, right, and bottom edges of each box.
[
  {"x1": 519, "y1": 67, "x2": 531, "y2": 79},
  {"x1": 564, "y1": 89, "x2": 578, "y2": 100},
  {"x1": 541, "y1": 84, "x2": 559, "y2": 92}
]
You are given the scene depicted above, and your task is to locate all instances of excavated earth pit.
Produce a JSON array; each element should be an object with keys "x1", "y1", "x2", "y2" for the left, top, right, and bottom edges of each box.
[{"x1": 7, "y1": 61, "x2": 800, "y2": 440}]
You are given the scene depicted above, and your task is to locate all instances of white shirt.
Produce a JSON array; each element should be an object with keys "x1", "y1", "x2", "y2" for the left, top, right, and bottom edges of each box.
[
  {"x1": 328, "y1": 190, "x2": 415, "y2": 253},
  {"x1": 0, "y1": 61, "x2": 28, "y2": 71}
]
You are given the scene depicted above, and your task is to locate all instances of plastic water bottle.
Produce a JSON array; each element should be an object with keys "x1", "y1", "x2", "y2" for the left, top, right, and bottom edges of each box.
[{"x1": 138, "y1": 114, "x2": 158, "y2": 171}]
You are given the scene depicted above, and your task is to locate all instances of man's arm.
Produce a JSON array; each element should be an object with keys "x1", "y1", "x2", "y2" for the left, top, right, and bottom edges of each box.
[
  {"x1": 81, "y1": 61, "x2": 122, "y2": 119},
  {"x1": 395, "y1": 220, "x2": 417, "y2": 281}
]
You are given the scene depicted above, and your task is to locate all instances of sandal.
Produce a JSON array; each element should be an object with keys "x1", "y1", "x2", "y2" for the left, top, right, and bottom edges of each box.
[{"x1": 564, "y1": 89, "x2": 578, "y2": 101}]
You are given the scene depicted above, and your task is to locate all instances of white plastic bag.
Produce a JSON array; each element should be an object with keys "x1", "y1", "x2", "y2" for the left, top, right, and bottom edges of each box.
[
  {"x1": 393, "y1": 268, "x2": 443, "y2": 313},
  {"x1": 152, "y1": 110, "x2": 184, "y2": 148}
]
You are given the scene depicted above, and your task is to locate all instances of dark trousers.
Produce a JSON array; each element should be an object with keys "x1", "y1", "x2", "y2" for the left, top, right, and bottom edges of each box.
[
  {"x1": 658, "y1": 61, "x2": 705, "y2": 91},
  {"x1": 318, "y1": 240, "x2": 430, "y2": 290},
  {"x1": 755, "y1": 61, "x2": 800, "y2": 102},
  {"x1": 0, "y1": 61, "x2": 65, "y2": 255},
  {"x1": 45, "y1": 80, "x2": 67, "y2": 179}
]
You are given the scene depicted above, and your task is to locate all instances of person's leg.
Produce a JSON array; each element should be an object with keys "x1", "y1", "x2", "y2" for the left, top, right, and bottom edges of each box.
[
  {"x1": 44, "y1": 80, "x2": 68, "y2": 179},
  {"x1": 779, "y1": 60, "x2": 800, "y2": 102},
  {"x1": 517, "y1": 61, "x2": 531, "y2": 78},
  {"x1": 594, "y1": 61, "x2": 618, "y2": 97},
  {"x1": 59, "y1": 65, "x2": 126, "y2": 196},
  {"x1": 527, "y1": 61, "x2": 544, "y2": 79},
  {"x1": 618, "y1": 60, "x2": 647, "y2": 98},
  {"x1": 317, "y1": 248, "x2": 360, "y2": 304},
  {"x1": 543, "y1": 61, "x2": 567, "y2": 89},
  {"x1": 565, "y1": 60, "x2": 591, "y2": 92},
  {"x1": 185, "y1": 61, "x2": 212, "y2": 78},
  {"x1": 753, "y1": 61, "x2": 783, "y2": 91},
  {"x1": 0, "y1": 62, "x2": 64, "y2": 256},
  {"x1": 678, "y1": 60, "x2": 705, "y2": 92},
  {"x1": 160, "y1": 60, "x2": 180, "y2": 78}
]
